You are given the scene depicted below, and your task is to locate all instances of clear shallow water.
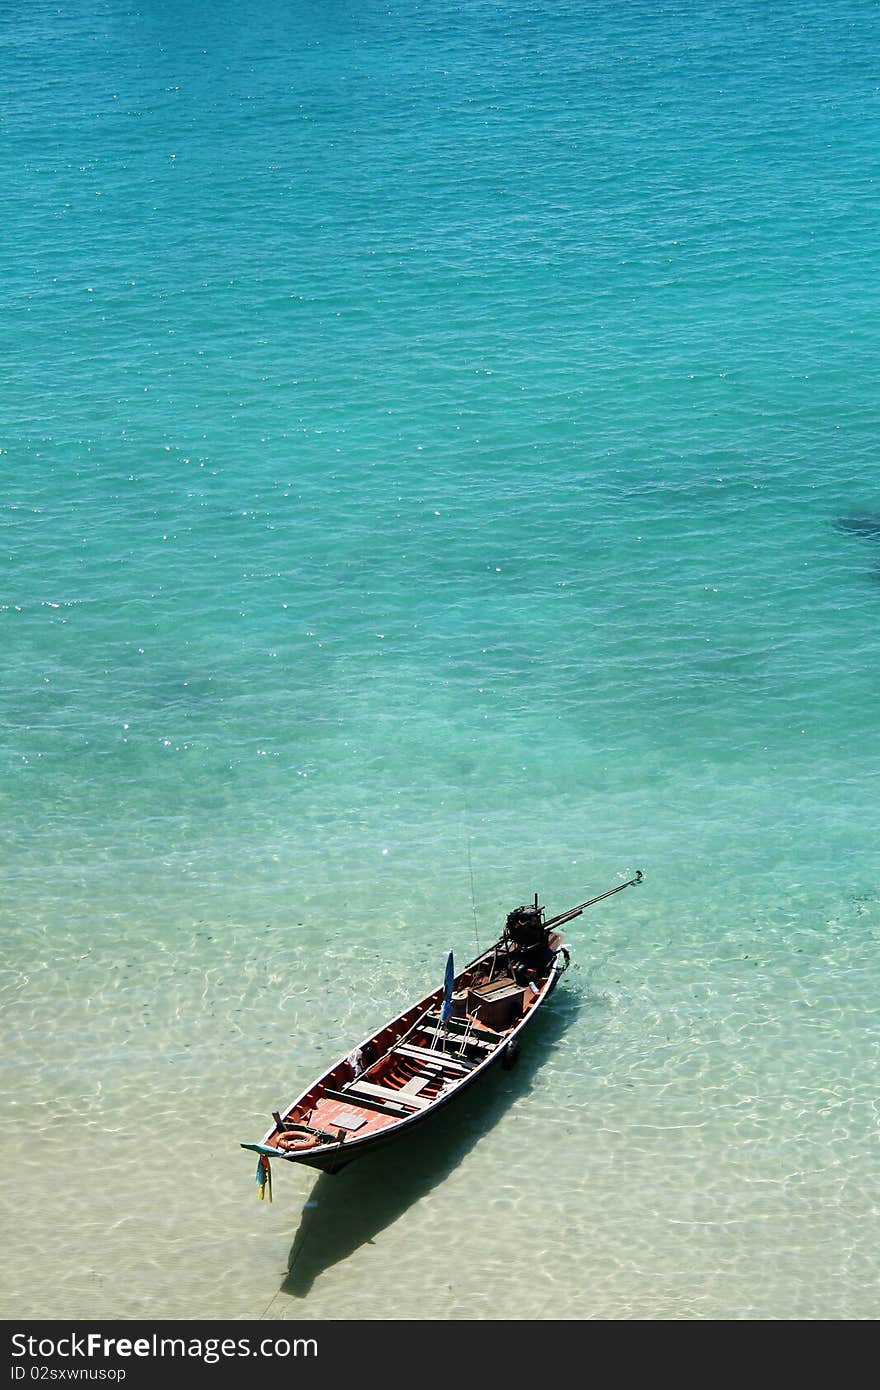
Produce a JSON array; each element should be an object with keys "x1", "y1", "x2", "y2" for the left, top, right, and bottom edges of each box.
[{"x1": 2, "y1": 0, "x2": 879, "y2": 1320}]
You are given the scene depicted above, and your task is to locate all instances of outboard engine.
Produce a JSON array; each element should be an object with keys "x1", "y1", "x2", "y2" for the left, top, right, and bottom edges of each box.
[{"x1": 504, "y1": 895, "x2": 552, "y2": 983}]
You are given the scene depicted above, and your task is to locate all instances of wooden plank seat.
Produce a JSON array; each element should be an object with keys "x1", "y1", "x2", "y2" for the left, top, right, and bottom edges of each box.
[
  {"x1": 424, "y1": 1013, "x2": 504, "y2": 1043},
  {"x1": 321, "y1": 1086, "x2": 413, "y2": 1117},
  {"x1": 393, "y1": 1042, "x2": 474, "y2": 1071},
  {"x1": 344, "y1": 1079, "x2": 434, "y2": 1111},
  {"x1": 419, "y1": 1023, "x2": 498, "y2": 1052}
]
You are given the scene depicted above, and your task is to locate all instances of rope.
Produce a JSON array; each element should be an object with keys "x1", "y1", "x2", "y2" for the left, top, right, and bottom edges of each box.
[{"x1": 463, "y1": 801, "x2": 479, "y2": 951}]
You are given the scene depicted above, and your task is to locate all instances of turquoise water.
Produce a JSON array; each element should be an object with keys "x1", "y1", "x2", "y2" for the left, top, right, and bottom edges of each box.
[{"x1": 2, "y1": 0, "x2": 880, "y2": 1319}]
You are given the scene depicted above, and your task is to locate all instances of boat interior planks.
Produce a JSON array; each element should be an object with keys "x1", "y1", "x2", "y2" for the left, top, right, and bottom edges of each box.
[{"x1": 242, "y1": 873, "x2": 642, "y2": 1180}]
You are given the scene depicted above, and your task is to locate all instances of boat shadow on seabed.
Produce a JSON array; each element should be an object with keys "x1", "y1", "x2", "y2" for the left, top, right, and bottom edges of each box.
[{"x1": 280, "y1": 991, "x2": 579, "y2": 1298}]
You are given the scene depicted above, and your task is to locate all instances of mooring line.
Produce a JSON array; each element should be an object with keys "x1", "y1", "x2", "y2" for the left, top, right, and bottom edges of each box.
[{"x1": 463, "y1": 797, "x2": 479, "y2": 951}]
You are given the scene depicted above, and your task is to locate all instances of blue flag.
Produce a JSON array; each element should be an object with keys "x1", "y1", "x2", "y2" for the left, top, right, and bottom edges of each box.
[{"x1": 440, "y1": 950, "x2": 455, "y2": 1023}]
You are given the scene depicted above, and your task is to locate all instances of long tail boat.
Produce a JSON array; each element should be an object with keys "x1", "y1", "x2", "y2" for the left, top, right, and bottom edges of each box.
[{"x1": 242, "y1": 872, "x2": 642, "y2": 1190}]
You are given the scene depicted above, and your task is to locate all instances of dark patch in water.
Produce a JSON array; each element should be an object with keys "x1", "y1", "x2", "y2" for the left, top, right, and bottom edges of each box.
[{"x1": 835, "y1": 513, "x2": 880, "y2": 541}]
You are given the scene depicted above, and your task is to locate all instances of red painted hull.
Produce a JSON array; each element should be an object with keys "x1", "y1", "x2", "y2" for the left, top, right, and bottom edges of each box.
[{"x1": 242, "y1": 934, "x2": 569, "y2": 1176}]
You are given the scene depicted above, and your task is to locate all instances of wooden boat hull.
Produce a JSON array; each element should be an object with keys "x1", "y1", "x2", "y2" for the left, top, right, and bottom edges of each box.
[{"x1": 242, "y1": 934, "x2": 570, "y2": 1176}]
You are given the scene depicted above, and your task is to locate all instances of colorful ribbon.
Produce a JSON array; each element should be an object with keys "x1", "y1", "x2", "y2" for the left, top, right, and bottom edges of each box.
[{"x1": 255, "y1": 1154, "x2": 272, "y2": 1202}]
